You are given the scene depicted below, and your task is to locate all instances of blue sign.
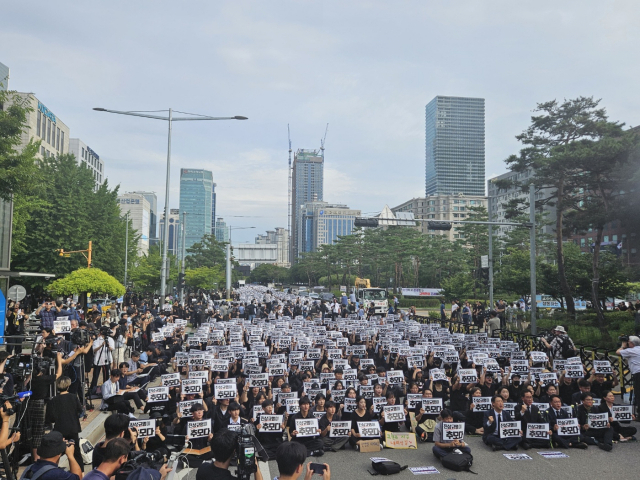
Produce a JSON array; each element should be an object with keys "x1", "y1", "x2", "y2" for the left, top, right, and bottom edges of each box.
[
  {"x1": 38, "y1": 101, "x2": 56, "y2": 124},
  {"x1": 87, "y1": 146, "x2": 100, "y2": 160}
]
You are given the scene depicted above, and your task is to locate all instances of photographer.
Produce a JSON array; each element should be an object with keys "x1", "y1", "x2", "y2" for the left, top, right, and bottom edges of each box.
[
  {"x1": 90, "y1": 327, "x2": 115, "y2": 390},
  {"x1": 0, "y1": 400, "x2": 21, "y2": 449},
  {"x1": 616, "y1": 335, "x2": 640, "y2": 412},
  {"x1": 21, "y1": 431, "x2": 83, "y2": 480},
  {"x1": 26, "y1": 351, "x2": 63, "y2": 462},
  {"x1": 5, "y1": 301, "x2": 25, "y2": 355},
  {"x1": 275, "y1": 442, "x2": 329, "y2": 480},
  {"x1": 196, "y1": 428, "x2": 263, "y2": 480},
  {"x1": 83, "y1": 438, "x2": 131, "y2": 480}
]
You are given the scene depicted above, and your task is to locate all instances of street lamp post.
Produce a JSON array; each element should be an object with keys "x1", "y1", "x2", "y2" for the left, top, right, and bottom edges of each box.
[
  {"x1": 226, "y1": 226, "x2": 255, "y2": 301},
  {"x1": 93, "y1": 107, "x2": 247, "y2": 308},
  {"x1": 124, "y1": 211, "x2": 129, "y2": 287},
  {"x1": 180, "y1": 212, "x2": 186, "y2": 304}
]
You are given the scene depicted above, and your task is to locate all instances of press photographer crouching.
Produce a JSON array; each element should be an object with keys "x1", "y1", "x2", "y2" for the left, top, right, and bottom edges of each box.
[
  {"x1": 196, "y1": 429, "x2": 263, "y2": 480},
  {"x1": 20, "y1": 431, "x2": 83, "y2": 480}
]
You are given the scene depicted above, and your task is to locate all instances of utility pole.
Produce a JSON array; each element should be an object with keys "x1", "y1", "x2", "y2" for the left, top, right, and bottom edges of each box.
[
  {"x1": 124, "y1": 212, "x2": 129, "y2": 286},
  {"x1": 180, "y1": 212, "x2": 186, "y2": 304},
  {"x1": 529, "y1": 184, "x2": 538, "y2": 334},
  {"x1": 488, "y1": 196, "x2": 494, "y2": 309},
  {"x1": 226, "y1": 243, "x2": 231, "y2": 301}
]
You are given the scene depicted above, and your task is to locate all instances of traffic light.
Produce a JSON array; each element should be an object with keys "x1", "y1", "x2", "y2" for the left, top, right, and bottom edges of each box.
[
  {"x1": 427, "y1": 221, "x2": 452, "y2": 231},
  {"x1": 178, "y1": 272, "x2": 186, "y2": 290},
  {"x1": 354, "y1": 217, "x2": 379, "y2": 228},
  {"x1": 58, "y1": 249, "x2": 65, "y2": 257}
]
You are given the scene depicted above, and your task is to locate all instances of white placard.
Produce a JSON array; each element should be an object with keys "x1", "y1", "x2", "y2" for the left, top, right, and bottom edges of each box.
[
  {"x1": 557, "y1": 418, "x2": 580, "y2": 436},
  {"x1": 54, "y1": 320, "x2": 72, "y2": 334},
  {"x1": 588, "y1": 413, "x2": 608, "y2": 429},
  {"x1": 330, "y1": 421, "x2": 351, "y2": 437},
  {"x1": 182, "y1": 379, "x2": 202, "y2": 395},
  {"x1": 442, "y1": 422, "x2": 465, "y2": 441},
  {"x1": 383, "y1": 405, "x2": 405, "y2": 423},
  {"x1": 526, "y1": 423, "x2": 549, "y2": 440},
  {"x1": 372, "y1": 397, "x2": 387, "y2": 413},
  {"x1": 611, "y1": 405, "x2": 633, "y2": 422},
  {"x1": 161, "y1": 373, "x2": 181, "y2": 387},
  {"x1": 406, "y1": 394, "x2": 423, "y2": 410},
  {"x1": 344, "y1": 397, "x2": 357, "y2": 413},
  {"x1": 215, "y1": 383, "x2": 237, "y2": 400},
  {"x1": 593, "y1": 360, "x2": 613, "y2": 375},
  {"x1": 295, "y1": 418, "x2": 319, "y2": 437},
  {"x1": 147, "y1": 386, "x2": 169, "y2": 403},
  {"x1": 409, "y1": 466, "x2": 440, "y2": 475},
  {"x1": 286, "y1": 398, "x2": 300, "y2": 415},
  {"x1": 503, "y1": 454, "x2": 532, "y2": 460},
  {"x1": 499, "y1": 421, "x2": 521, "y2": 438},
  {"x1": 248, "y1": 373, "x2": 269, "y2": 388},
  {"x1": 458, "y1": 369, "x2": 478, "y2": 384},
  {"x1": 187, "y1": 419, "x2": 211, "y2": 438},
  {"x1": 258, "y1": 415, "x2": 283, "y2": 433},
  {"x1": 178, "y1": 400, "x2": 202, "y2": 417},
  {"x1": 386, "y1": 370, "x2": 404, "y2": 385},
  {"x1": 129, "y1": 419, "x2": 155, "y2": 438},
  {"x1": 357, "y1": 421, "x2": 381, "y2": 438},
  {"x1": 421, "y1": 398, "x2": 443, "y2": 415},
  {"x1": 472, "y1": 397, "x2": 492, "y2": 412}
]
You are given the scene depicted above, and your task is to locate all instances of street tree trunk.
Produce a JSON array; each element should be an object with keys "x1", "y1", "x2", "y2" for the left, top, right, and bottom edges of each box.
[{"x1": 555, "y1": 181, "x2": 576, "y2": 314}]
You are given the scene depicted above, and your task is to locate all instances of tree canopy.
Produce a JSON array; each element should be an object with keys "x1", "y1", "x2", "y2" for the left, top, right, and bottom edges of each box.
[{"x1": 47, "y1": 267, "x2": 125, "y2": 297}]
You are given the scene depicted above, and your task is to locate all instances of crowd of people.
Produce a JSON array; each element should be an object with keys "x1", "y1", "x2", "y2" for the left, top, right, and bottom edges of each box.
[{"x1": 1, "y1": 285, "x2": 639, "y2": 480}]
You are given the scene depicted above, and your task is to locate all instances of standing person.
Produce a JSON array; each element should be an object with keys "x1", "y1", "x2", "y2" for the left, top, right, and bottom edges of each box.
[
  {"x1": 617, "y1": 335, "x2": 640, "y2": 413},
  {"x1": 35, "y1": 300, "x2": 60, "y2": 330},
  {"x1": 440, "y1": 300, "x2": 446, "y2": 322},
  {"x1": 541, "y1": 326, "x2": 577, "y2": 360},
  {"x1": 461, "y1": 302, "x2": 472, "y2": 332},
  {"x1": 5, "y1": 303, "x2": 25, "y2": 355},
  {"x1": 91, "y1": 327, "x2": 115, "y2": 390},
  {"x1": 46, "y1": 376, "x2": 85, "y2": 470},
  {"x1": 451, "y1": 301, "x2": 459, "y2": 321}
]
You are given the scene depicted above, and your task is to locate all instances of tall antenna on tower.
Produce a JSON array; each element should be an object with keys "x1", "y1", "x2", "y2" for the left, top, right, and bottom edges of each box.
[{"x1": 287, "y1": 124, "x2": 293, "y2": 265}]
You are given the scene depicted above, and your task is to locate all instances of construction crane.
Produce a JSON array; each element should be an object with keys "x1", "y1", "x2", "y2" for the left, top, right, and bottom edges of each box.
[
  {"x1": 320, "y1": 123, "x2": 329, "y2": 157},
  {"x1": 287, "y1": 124, "x2": 293, "y2": 264}
]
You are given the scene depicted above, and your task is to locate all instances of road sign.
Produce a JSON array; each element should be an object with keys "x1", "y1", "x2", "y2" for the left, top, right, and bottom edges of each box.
[{"x1": 7, "y1": 285, "x2": 26, "y2": 302}]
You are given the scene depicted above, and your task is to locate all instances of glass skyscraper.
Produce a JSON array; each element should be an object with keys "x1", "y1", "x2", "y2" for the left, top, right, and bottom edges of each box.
[
  {"x1": 291, "y1": 149, "x2": 324, "y2": 261},
  {"x1": 179, "y1": 169, "x2": 213, "y2": 251},
  {"x1": 425, "y1": 96, "x2": 485, "y2": 196}
]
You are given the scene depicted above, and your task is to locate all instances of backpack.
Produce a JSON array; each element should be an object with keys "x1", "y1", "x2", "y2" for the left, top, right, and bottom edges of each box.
[
  {"x1": 368, "y1": 461, "x2": 407, "y2": 476},
  {"x1": 560, "y1": 337, "x2": 577, "y2": 359},
  {"x1": 441, "y1": 452, "x2": 475, "y2": 473}
]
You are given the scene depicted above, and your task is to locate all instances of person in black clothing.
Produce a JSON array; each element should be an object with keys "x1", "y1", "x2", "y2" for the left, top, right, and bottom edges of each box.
[
  {"x1": 601, "y1": 390, "x2": 637, "y2": 441},
  {"x1": 179, "y1": 404, "x2": 213, "y2": 466},
  {"x1": 92, "y1": 413, "x2": 131, "y2": 468},
  {"x1": 289, "y1": 397, "x2": 324, "y2": 456},
  {"x1": 545, "y1": 395, "x2": 587, "y2": 449},
  {"x1": 195, "y1": 428, "x2": 263, "y2": 480},
  {"x1": 575, "y1": 392, "x2": 614, "y2": 451},
  {"x1": 255, "y1": 400, "x2": 287, "y2": 460},
  {"x1": 514, "y1": 391, "x2": 551, "y2": 449},
  {"x1": 27, "y1": 351, "x2": 63, "y2": 461},
  {"x1": 45, "y1": 376, "x2": 85, "y2": 470}
]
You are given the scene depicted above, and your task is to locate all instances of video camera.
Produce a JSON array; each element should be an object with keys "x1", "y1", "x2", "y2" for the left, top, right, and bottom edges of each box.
[
  {"x1": 71, "y1": 328, "x2": 92, "y2": 347},
  {"x1": 619, "y1": 335, "x2": 630, "y2": 343},
  {"x1": 235, "y1": 424, "x2": 258, "y2": 480},
  {"x1": 114, "y1": 449, "x2": 165, "y2": 480}
]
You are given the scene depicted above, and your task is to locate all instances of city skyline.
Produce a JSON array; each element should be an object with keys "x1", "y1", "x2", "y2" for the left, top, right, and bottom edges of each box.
[{"x1": 2, "y1": 2, "x2": 640, "y2": 243}]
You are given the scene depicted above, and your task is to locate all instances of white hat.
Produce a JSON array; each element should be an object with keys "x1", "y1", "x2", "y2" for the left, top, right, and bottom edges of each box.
[{"x1": 553, "y1": 326, "x2": 566, "y2": 334}]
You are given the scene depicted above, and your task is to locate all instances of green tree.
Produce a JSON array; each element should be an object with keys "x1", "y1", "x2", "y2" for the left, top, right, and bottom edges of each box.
[
  {"x1": 186, "y1": 234, "x2": 227, "y2": 269},
  {"x1": 503, "y1": 97, "x2": 624, "y2": 314},
  {"x1": 440, "y1": 272, "x2": 474, "y2": 301},
  {"x1": 185, "y1": 266, "x2": 223, "y2": 290},
  {"x1": 129, "y1": 245, "x2": 177, "y2": 292},
  {"x1": 249, "y1": 264, "x2": 290, "y2": 285},
  {"x1": 47, "y1": 267, "x2": 125, "y2": 297}
]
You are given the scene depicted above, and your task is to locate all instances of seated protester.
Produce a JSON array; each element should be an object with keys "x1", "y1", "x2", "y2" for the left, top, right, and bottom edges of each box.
[
  {"x1": 575, "y1": 392, "x2": 614, "y2": 451},
  {"x1": 118, "y1": 363, "x2": 147, "y2": 413},
  {"x1": 102, "y1": 369, "x2": 134, "y2": 414},
  {"x1": 506, "y1": 374, "x2": 527, "y2": 402},
  {"x1": 414, "y1": 388, "x2": 439, "y2": 442},
  {"x1": 84, "y1": 438, "x2": 137, "y2": 480},
  {"x1": 209, "y1": 398, "x2": 231, "y2": 434},
  {"x1": 432, "y1": 409, "x2": 472, "y2": 459},
  {"x1": 142, "y1": 346, "x2": 167, "y2": 377},
  {"x1": 45, "y1": 376, "x2": 85, "y2": 470},
  {"x1": 449, "y1": 375, "x2": 472, "y2": 413},
  {"x1": 458, "y1": 387, "x2": 484, "y2": 436},
  {"x1": 289, "y1": 396, "x2": 324, "y2": 457},
  {"x1": 514, "y1": 391, "x2": 551, "y2": 450},
  {"x1": 275, "y1": 441, "x2": 330, "y2": 480},
  {"x1": 311, "y1": 393, "x2": 327, "y2": 417},
  {"x1": 379, "y1": 391, "x2": 408, "y2": 434},
  {"x1": 92, "y1": 414, "x2": 132, "y2": 468},
  {"x1": 558, "y1": 373, "x2": 579, "y2": 406},
  {"x1": 180, "y1": 404, "x2": 214, "y2": 467},
  {"x1": 224, "y1": 402, "x2": 249, "y2": 432},
  {"x1": 340, "y1": 388, "x2": 359, "y2": 422},
  {"x1": 482, "y1": 395, "x2": 523, "y2": 451},
  {"x1": 126, "y1": 351, "x2": 156, "y2": 386},
  {"x1": 404, "y1": 382, "x2": 422, "y2": 430},
  {"x1": 479, "y1": 370, "x2": 499, "y2": 398},
  {"x1": 21, "y1": 431, "x2": 83, "y2": 480},
  {"x1": 196, "y1": 429, "x2": 263, "y2": 480},
  {"x1": 143, "y1": 415, "x2": 170, "y2": 458},
  {"x1": 319, "y1": 401, "x2": 350, "y2": 452},
  {"x1": 600, "y1": 390, "x2": 637, "y2": 442},
  {"x1": 537, "y1": 384, "x2": 559, "y2": 405},
  {"x1": 571, "y1": 379, "x2": 592, "y2": 406},
  {"x1": 589, "y1": 372, "x2": 618, "y2": 400},
  {"x1": 349, "y1": 396, "x2": 381, "y2": 451},
  {"x1": 545, "y1": 395, "x2": 587, "y2": 449},
  {"x1": 430, "y1": 379, "x2": 450, "y2": 405},
  {"x1": 255, "y1": 400, "x2": 288, "y2": 460},
  {"x1": 496, "y1": 386, "x2": 513, "y2": 404}
]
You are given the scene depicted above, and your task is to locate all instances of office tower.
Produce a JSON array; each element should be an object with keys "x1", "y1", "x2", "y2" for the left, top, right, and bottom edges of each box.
[
  {"x1": 0, "y1": 62, "x2": 8, "y2": 90},
  {"x1": 297, "y1": 202, "x2": 360, "y2": 255},
  {"x1": 132, "y1": 192, "x2": 158, "y2": 243},
  {"x1": 425, "y1": 96, "x2": 485, "y2": 196},
  {"x1": 254, "y1": 228, "x2": 290, "y2": 267},
  {"x1": 159, "y1": 209, "x2": 181, "y2": 256},
  {"x1": 69, "y1": 139, "x2": 105, "y2": 186},
  {"x1": 118, "y1": 193, "x2": 151, "y2": 255},
  {"x1": 290, "y1": 149, "x2": 324, "y2": 261},
  {"x1": 179, "y1": 169, "x2": 213, "y2": 251},
  {"x1": 214, "y1": 217, "x2": 229, "y2": 243},
  {"x1": 211, "y1": 183, "x2": 217, "y2": 235}
]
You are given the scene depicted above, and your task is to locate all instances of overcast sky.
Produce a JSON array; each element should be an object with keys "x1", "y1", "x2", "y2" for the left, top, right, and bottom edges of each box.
[{"x1": 2, "y1": 1, "x2": 639, "y2": 243}]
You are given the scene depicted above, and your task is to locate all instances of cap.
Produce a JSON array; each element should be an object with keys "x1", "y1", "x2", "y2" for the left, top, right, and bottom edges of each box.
[{"x1": 37, "y1": 431, "x2": 67, "y2": 458}]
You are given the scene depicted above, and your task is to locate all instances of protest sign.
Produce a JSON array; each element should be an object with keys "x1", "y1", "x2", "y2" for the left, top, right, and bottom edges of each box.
[
  {"x1": 187, "y1": 419, "x2": 211, "y2": 438},
  {"x1": 330, "y1": 421, "x2": 351, "y2": 437},
  {"x1": 295, "y1": 418, "x2": 319, "y2": 437}
]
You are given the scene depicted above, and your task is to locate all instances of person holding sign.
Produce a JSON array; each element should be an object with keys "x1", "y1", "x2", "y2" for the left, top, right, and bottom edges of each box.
[
  {"x1": 600, "y1": 390, "x2": 637, "y2": 441},
  {"x1": 290, "y1": 397, "x2": 324, "y2": 457},
  {"x1": 349, "y1": 396, "x2": 381, "y2": 450},
  {"x1": 482, "y1": 395, "x2": 522, "y2": 451},
  {"x1": 545, "y1": 395, "x2": 587, "y2": 449},
  {"x1": 379, "y1": 392, "x2": 407, "y2": 434},
  {"x1": 255, "y1": 400, "x2": 287, "y2": 460},
  {"x1": 432, "y1": 409, "x2": 471, "y2": 459},
  {"x1": 589, "y1": 370, "x2": 618, "y2": 400},
  {"x1": 319, "y1": 401, "x2": 350, "y2": 452},
  {"x1": 514, "y1": 391, "x2": 551, "y2": 449},
  {"x1": 575, "y1": 393, "x2": 614, "y2": 451},
  {"x1": 223, "y1": 402, "x2": 249, "y2": 431}
]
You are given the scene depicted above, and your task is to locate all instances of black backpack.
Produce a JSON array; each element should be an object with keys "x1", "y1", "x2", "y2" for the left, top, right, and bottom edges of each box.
[
  {"x1": 441, "y1": 452, "x2": 475, "y2": 473},
  {"x1": 368, "y1": 461, "x2": 407, "y2": 476},
  {"x1": 560, "y1": 337, "x2": 577, "y2": 359}
]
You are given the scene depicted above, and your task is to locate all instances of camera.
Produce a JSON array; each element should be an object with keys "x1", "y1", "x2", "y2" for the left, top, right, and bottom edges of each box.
[
  {"x1": 619, "y1": 335, "x2": 630, "y2": 344},
  {"x1": 0, "y1": 394, "x2": 20, "y2": 415},
  {"x1": 235, "y1": 424, "x2": 261, "y2": 480},
  {"x1": 71, "y1": 328, "x2": 92, "y2": 347}
]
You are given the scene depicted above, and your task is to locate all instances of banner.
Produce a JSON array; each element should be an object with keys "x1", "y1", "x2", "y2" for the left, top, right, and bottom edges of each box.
[
  {"x1": 259, "y1": 415, "x2": 283, "y2": 433},
  {"x1": 330, "y1": 421, "x2": 351, "y2": 437},
  {"x1": 384, "y1": 431, "x2": 417, "y2": 449},
  {"x1": 187, "y1": 419, "x2": 211, "y2": 438},
  {"x1": 401, "y1": 288, "x2": 443, "y2": 297}
]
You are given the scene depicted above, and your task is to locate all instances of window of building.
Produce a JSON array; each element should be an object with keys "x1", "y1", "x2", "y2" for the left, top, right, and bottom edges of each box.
[
  {"x1": 56, "y1": 127, "x2": 60, "y2": 150},
  {"x1": 37, "y1": 110, "x2": 41, "y2": 136},
  {"x1": 580, "y1": 238, "x2": 585, "y2": 246},
  {"x1": 60, "y1": 132, "x2": 64, "y2": 153},
  {"x1": 40, "y1": 146, "x2": 45, "y2": 156},
  {"x1": 612, "y1": 235, "x2": 618, "y2": 242},
  {"x1": 47, "y1": 119, "x2": 51, "y2": 144},
  {"x1": 604, "y1": 236, "x2": 609, "y2": 242}
]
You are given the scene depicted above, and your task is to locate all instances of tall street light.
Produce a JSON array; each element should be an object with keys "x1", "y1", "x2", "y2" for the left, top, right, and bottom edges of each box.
[
  {"x1": 93, "y1": 107, "x2": 247, "y2": 307},
  {"x1": 226, "y1": 226, "x2": 255, "y2": 301},
  {"x1": 124, "y1": 211, "x2": 129, "y2": 287}
]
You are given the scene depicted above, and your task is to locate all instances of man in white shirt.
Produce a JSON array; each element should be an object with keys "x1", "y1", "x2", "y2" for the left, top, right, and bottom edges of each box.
[
  {"x1": 617, "y1": 336, "x2": 640, "y2": 412},
  {"x1": 91, "y1": 327, "x2": 115, "y2": 390},
  {"x1": 102, "y1": 369, "x2": 134, "y2": 414}
]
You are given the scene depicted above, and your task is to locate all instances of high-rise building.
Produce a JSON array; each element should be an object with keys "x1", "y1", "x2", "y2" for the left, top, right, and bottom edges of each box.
[
  {"x1": 291, "y1": 149, "x2": 324, "y2": 262},
  {"x1": 214, "y1": 218, "x2": 229, "y2": 243},
  {"x1": 179, "y1": 169, "x2": 213, "y2": 251},
  {"x1": 132, "y1": 192, "x2": 158, "y2": 244},
  {"x1": 211, "y1": 183, "x2": 217, "y2": 235},
  {"x1": 425, "y1": 96, "x2": 485, "y2": 197},
  {"x1": 0, "y1": 62, "x2": 8, "y2": 90},
  {"x1": 297, "y1": 202, "x2": 360, "y2": 255},
  {"x1": 159, "y1": 209, "x2": 181, "y2": 256},
  {"x1": 118, "y1": 193, "x2": 151, "y2": 255},
  {"x1": 68, "y1": 139, "x2": 105, "y2": 186},
  {"x1": 255, "y1": 228, "x2": 290, "y2": 267},
  {"x1": 392, "y1": 194, "x2": 487, "y2": 242}
]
